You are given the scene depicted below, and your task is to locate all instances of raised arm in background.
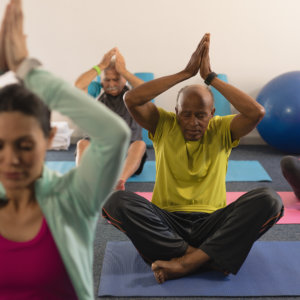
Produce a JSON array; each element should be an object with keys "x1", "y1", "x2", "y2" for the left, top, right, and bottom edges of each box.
[{"x1": 74, "y1": 48, "x2": 117, "y2": 92}]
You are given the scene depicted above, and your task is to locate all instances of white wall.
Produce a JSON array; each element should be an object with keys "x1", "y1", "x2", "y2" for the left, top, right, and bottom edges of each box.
[{"x1": 2, "y1": 0, "x2": 300, "y2": 143}]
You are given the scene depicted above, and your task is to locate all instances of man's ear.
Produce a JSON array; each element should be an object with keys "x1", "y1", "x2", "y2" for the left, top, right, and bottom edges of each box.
[
  {"x1": 47, "y1": 127, "x2": 57, "y2": 150},
  {"x1": 211, "y1": 107, "x2": 216, "y2": 117}
]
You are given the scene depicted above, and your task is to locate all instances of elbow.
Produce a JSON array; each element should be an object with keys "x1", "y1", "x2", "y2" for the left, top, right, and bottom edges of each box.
[
  {"x1": 123, "y1": 90, "x2": 135, "y2": 109},
  {"x1": 74, "y1": 79, "x2": 85, "y2": 91},
  {"x1": 250, "y1": 105, "x2": 265, "y2": 126},
  {"x1": 256, "y1": 105, "x2": 266, "y2": 123}
]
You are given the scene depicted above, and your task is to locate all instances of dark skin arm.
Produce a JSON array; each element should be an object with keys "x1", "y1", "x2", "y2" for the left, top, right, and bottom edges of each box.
[
  {"x1": 199, "y1": 35, "x2": 265, "y2": 141},
  {"x1": 124, "y1": 33, "x2": 209, "y2": 136}
]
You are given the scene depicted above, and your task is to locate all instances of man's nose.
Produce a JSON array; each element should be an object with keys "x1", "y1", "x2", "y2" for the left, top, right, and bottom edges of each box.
[{"x1": 189, "y1": 115, "x2": 198, "y2": 126}]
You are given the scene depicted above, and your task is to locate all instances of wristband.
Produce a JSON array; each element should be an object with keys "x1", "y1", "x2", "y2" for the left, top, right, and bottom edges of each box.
[
  {"x1": 93, "y1": 65, "x2": 101, "y2": 75},
  {"x1": 204, "y1": 72, "x2": 217, "y2": 86}
]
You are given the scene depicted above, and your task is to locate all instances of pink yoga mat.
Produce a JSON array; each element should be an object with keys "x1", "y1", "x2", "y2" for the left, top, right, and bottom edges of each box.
[{"x1": 135, "y1": 191, "x2": 300, "y2": 224}]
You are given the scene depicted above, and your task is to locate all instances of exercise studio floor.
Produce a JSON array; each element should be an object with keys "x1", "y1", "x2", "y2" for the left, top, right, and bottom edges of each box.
[{"x1": 46, "y1": 144, "x2": 300, "y2": 300}]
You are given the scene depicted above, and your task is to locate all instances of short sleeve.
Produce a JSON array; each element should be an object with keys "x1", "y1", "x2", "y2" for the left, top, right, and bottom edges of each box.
[
  {"x1": 149, "y1": 107, "x2": 175, "y2": 145},
  {"x1": 210, "y1": 114, "x2": 239, "y2": 150}
]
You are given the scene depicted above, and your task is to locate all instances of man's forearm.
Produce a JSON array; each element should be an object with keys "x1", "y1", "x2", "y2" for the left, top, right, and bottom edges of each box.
[
  {"x1": 125, "y1": 70, "x2": 190, "y2": 107},
  {"x1": 210, "y1": 77, "x2": 264, "y2": 119},
  {"x1": 74, "y1": 68, "x2": 99, "y2": 91},
  {"x1": 120, "y1": 70, "x2": 144, "y2": 88}
]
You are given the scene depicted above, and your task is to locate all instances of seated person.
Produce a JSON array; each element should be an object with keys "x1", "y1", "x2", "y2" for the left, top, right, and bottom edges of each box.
[
  {"x1": 281, "y1": 156, "x2": 300, "y2": 199},
  {"x1": 75, "y1": 48, "x2": 147, "y2": 190},
  {"x1": 102, "y1": 33, "x2": 284, "y2": 283},
  {"x1": 0, "y1": 1, "x2": 130, "y2": 299}
]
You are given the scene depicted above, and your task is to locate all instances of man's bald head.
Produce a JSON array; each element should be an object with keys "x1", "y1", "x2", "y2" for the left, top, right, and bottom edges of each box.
[{"x1": 176, "y1": 85, "x2": 214, "y2": 112}]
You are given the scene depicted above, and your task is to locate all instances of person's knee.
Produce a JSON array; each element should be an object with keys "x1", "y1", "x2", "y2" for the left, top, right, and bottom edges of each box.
[
  {"x1": 281, "y1": 156, "x2": 299, "y2": 174},
  {"x1": 103, "y1": 190, "x2": 126, "y2": 210},
  {"x1": 254, "y1": 187, "x2": 283, "y2": 214},
  {"x1": 102, "y1": 190, "x2": 133, "y2": 219}
]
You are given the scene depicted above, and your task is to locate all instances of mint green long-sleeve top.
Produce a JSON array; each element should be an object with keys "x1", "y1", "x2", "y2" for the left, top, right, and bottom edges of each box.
[{"x1": 0, "y1": 67, "x2": 130, "y2": 300}]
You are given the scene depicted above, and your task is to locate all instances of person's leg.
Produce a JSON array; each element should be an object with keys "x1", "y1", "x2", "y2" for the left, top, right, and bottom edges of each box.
[
  {"x1": 281, "y1": 156, "x2": 300, "y2": 199},
  {"x1": 152, "y1": 187, "x2": 283, "y2": 282},
  {"x1": 115, "y1": 140, "x2": 146, "y2": 190},
  {"x1": 102, "y1": 191, "x2": 193, "y2": 263},
  {"x1": 75, "y1": 138, "x2": 90, "y2": 166},
  {"x1": 133, "y1": 150, "x2": 148, "y2": 175}
]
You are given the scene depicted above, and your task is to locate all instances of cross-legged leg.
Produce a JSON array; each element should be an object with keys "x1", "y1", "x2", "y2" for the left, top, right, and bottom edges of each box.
[
  {"x1": 102, "y1": 191, "x2": 191, "y2": 263},
  {"x1": 152, "y1": 187, "x2": 284, "y2": 282}
]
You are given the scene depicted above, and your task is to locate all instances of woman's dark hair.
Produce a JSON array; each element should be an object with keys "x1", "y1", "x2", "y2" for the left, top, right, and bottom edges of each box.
[{"x1": 0, "y1": 84, "x2": 51, "y2": 137}]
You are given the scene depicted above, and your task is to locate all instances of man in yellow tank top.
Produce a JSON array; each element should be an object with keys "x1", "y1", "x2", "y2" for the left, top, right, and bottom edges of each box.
[{"x1": 102, "y1": 33, "x2": 283, "y2": 283}]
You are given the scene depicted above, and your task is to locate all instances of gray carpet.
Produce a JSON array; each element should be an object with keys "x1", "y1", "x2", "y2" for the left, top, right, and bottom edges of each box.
[{"x1": 46, "y1": 144, "x2": 300, "y2": 299}]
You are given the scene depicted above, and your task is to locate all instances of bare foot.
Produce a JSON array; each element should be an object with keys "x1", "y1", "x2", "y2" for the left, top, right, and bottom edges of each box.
[
  {"x1": 151, "y1": 248, "x2": 210, "y2": 284},
  {"x1": 152, "y1": 257, "x2": 187, "y2": 284},
  {"x1": 115, "y1": 179, "x2": 125, "y2": 191}
]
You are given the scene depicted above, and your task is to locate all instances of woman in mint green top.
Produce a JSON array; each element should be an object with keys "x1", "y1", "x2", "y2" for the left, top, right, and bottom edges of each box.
[{"x1": 0, "y1": 1, "x2": 130, "y2": 299}]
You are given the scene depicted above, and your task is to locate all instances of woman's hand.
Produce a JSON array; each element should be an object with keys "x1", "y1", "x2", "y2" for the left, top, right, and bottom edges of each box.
[{"x1": 4, "y1": 0, "x2": 28, "y2": 72}]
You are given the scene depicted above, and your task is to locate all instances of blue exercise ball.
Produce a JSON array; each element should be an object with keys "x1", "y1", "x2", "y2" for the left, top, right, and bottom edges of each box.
[{"x1": 257, "y1": 71, "x2": 300, "y2": 154}]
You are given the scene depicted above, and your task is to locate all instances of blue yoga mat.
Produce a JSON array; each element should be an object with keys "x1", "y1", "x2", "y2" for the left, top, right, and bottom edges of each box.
[
  {"x1": 128, "y1": 160, "x2": 271, "y2": 182},
  {"x1": 98, "y1": 241, "x2": 300, "y2": 297},
  {"x1": 45, "y1": 160, "x2": 271, "y2": 182},
  {"x1": 45, "y1": 161, "x2": 75, "y2": 174}
]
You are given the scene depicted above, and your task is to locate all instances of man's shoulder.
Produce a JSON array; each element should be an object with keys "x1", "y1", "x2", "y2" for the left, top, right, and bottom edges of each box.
[
  {"x1": 157, "y1": 107, "x2": 176, "y2": 120},
  {"x1": 209, "y1": 114, "x2": 236, "y2": 129}
]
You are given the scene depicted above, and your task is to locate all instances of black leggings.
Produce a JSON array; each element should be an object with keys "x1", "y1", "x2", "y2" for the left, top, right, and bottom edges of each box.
[{"x1": 102, "y1": 187, "x2": 283, "y2": 274}]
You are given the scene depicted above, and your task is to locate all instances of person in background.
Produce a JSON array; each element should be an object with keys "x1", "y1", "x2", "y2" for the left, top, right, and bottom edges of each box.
[
  {"x1": 75, "y1": 48, "x2": 147, "y2": 190},
  {"x1": 281, "y1": 156, "x2": 300, "y2": 199},
  {"x1": 0, "y1": 1, "x2": 130, "y2": 299}
]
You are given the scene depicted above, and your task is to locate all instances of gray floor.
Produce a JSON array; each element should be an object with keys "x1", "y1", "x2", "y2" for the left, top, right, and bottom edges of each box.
[{"x1": 47, "y1": 144, "x2": 300, "y2": 299}]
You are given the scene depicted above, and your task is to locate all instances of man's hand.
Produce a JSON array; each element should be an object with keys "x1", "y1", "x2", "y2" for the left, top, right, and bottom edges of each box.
[
  {"x1": 98, "y1": 48, "x2": 117, "y2": 70},
  {"x1": 199, "y1": 33, "x2": 212, "y2": 80},
  {"x1": 183, "y1": 33, "x2": 209, "y2": 78},
  {"x1": 115, "y1": 48, "x2": 127, "y2": 75},
  {"x1": 4, "y1": 0, "x2": 28, "y2": 72}
]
